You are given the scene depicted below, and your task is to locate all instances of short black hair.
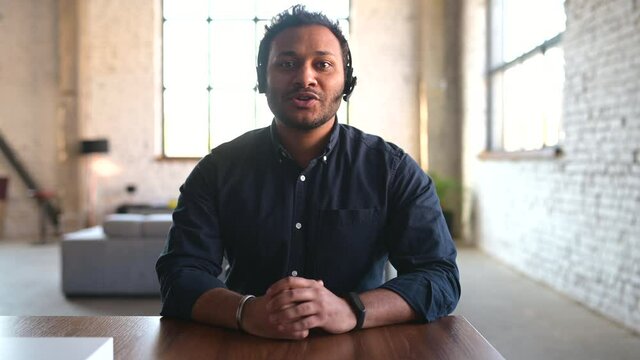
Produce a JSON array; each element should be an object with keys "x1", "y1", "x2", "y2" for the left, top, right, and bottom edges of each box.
[{"x1": 256, "y1": 5, "x2": 353, "y2": 93}]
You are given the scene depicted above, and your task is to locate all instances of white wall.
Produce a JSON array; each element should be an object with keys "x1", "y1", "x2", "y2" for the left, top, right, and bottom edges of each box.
[
  {"x1": 463, "y1": 0, "x2": 640, "y2": 332},
  {"x1": 350, "y1": 0, "x2": 421, "y2": 158},
  {"x1": 0, "y1": 0, "x2": 60, "y2": 239},
  {"x1": 77, "y1": 0, "x2": 194, "y2": 222}
]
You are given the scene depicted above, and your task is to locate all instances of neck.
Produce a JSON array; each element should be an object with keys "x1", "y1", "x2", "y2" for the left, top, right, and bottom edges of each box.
[{"x1": 275, "y1": 118, "x2": 335, "y2": 168}]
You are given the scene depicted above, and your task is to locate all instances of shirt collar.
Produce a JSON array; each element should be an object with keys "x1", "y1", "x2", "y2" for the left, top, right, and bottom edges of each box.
[{"x1": 268, "y1": 117, "x2": 341, "y2": 163}]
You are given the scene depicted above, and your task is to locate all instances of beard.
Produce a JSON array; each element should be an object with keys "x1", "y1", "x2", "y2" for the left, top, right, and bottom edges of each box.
[{"x1": 267, "y1": 88, "x2": 343, "y2": 131}]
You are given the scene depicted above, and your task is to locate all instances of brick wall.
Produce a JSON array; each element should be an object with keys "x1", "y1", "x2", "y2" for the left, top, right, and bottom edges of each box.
[
  {"x1": 463, "y1": 0, "x2": 640, "y2": 332},
  {"x1": 0, "y1": 0, "x2": 59, "y2": 239}
]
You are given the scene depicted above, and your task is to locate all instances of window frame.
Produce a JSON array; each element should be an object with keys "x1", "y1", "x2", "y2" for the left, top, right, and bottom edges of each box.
[{"x1": 485, "y1": 0, "x2": 566, "y2": 157}]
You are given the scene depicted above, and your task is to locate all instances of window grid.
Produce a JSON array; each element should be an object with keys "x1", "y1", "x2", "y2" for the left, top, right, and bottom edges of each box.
[
  {"x1": 162, "y1": 1, "x2": 351, "y2": 158},
  {"x1": 487, "y1": 0, "x2": 566, "y2": 153}
]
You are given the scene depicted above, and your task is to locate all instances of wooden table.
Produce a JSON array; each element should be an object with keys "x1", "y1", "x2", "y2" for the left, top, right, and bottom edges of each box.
[{"x1": 0, "y1": 315, "x2": 503, "y2": 359}]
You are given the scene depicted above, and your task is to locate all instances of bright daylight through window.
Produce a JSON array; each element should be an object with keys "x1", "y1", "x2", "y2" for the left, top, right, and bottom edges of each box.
[
  {"x1": 489, "y1": 0, "x2": 566, "y2": 152},
  {"x1": 162, "y1": 0, "x2": 350, "y2": 158}
]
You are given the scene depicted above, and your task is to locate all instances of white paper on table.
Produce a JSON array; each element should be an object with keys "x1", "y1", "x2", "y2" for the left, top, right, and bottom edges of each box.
[{"x1": 0, "y1": 337, "x2": 113, "y2": 360}]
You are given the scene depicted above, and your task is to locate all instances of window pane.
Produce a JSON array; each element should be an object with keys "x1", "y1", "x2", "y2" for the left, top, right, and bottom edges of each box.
[
  {"x1": 163, "y1": 88, "x2": 209, "y2": 157},
  {"x1": 210, "y1": 21, "x2": 256, "y2": 88},
  {"x1": 256, "y1": 95, "x2": 273, "y2": 128},
  {"x1": 490, "y1": 72, "x2": 505, "y2": 149},
  {"x1": 541, "y1": 47, "x2": 564, "y2": 147},
  {"x1": 256, "y1": 20, "x2": 269, "y2": 48},
  {"x1": 210, "y1": 89, "x2": 256, "y2": 148},
  {"x1": 209, "y1": 0, "x2": 255, "y2": 20},
  {"x1": 338, "y1": 19, "x2": 350, "y2": 40},
  {"x1": 500, "y1": 48, "x2": 564, "y2": 151},
  {"x1": 257, "y1": 0, "x2": 349, "y2": 19},
  {"x1": 337, "y1": 101, "x2": 347, "y2": 124},
  {"x1": 502, "y1": 0, "x2": 566, "y2": 62},
  {"x1": 164, "y1": 20, "x2": 209, "y2": 88},
  {"x1": 163, "y1": 0, "x2": 208, "y2": 20}
]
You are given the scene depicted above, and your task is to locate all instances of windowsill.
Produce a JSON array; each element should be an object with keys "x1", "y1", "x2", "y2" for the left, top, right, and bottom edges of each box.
[
  {"x1": 478, "y1": 146, "x2": 563, "y2": 161},
  {"x1": 154, "y1": 155, "x2": 202, "y2": 162}
]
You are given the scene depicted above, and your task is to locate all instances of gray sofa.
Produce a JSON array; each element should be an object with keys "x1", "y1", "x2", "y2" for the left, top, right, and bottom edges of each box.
[{"x1": 61, "y1": 213, "x2": 171, "y2": 296}]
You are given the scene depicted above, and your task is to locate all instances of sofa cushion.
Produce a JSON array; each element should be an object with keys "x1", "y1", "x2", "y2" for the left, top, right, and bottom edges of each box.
[
  {"x1": 142, "y1": 213, "x2": 173, "y2": 238},
  {"x1": 102, "y1": 213, "x2": 145, "y2": 238}
]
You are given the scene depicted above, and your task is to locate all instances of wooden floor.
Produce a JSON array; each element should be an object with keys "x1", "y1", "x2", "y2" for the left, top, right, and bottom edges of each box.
[{"x1": 1, "y1": 240, "x2": 639, "y2": 359}]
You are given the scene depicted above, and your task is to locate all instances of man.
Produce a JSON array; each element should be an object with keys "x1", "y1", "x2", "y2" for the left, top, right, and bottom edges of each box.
[{"x1": 156, "y1": 5, "x2": 460, "y2": 340}]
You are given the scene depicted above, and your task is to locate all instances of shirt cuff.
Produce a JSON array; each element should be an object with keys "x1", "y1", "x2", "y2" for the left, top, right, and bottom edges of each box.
[
  {"x1": 160, "y1": 269, "x2": 227, "y2": 320},
  {"x1": 379, "y1": 271, "x2": 459, "y2": 323}
]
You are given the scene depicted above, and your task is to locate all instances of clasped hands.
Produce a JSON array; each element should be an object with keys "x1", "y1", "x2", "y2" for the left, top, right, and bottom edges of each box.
[{"x1": 241, "y1": 276, "x2": 357, "y2": 340}]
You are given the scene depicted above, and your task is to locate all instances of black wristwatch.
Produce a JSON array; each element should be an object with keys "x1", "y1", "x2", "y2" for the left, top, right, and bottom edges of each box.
[{"x1": 346, "y1": 292, "x2": 366, "y2": 331}]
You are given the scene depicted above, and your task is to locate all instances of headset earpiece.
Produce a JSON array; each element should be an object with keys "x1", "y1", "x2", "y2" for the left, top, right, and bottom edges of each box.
[
  {"x1": 342, "y1": 48, "x2": 357, "y2": 102},
  {"x1": 342, "y1": 74, "x2": 357, "y2": 102}
]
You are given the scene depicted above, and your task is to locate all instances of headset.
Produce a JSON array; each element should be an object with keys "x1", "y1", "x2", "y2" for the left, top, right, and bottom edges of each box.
[{"x1": 256, "y1": 45, "x2": 358, "y2": 102}]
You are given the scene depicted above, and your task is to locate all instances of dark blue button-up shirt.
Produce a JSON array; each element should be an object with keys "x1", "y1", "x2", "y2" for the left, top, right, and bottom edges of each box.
[{"x1": 156, "y1": 120, "x2": 460, "y2": 322}]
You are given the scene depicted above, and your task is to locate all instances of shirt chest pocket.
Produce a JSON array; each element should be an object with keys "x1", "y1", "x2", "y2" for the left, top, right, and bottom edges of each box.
[
  {"x1": 316, "y1": 208, "x2": 383, "y2": 249},
  {"x1": 313, "y1": 208, "x2": 384, "y2": 289},
  {"x1": 320, "y1": 208, "x2": 380, "y2": 227}
]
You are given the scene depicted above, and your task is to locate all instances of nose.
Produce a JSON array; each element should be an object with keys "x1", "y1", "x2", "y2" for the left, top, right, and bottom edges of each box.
[{"x1": 293, "y1": 62, "x2": 318, "y2": 88}]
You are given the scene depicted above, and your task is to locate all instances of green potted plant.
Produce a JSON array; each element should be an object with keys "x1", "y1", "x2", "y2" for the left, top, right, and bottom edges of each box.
[{"x1": 429, "y1": 172, "x2": 461, "y2": 236}]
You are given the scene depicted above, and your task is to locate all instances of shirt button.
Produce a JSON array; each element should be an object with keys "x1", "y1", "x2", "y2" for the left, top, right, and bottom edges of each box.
[
  {"x1": 291, "y1": 270, "x2": 298, "y2": 276},
  {"x1": 295, "y1": 222, "x2": 302, "y2": 230},
  {"x1": 323, "y1": 155, "x2": 327, "y2": 162},
  {"x1": 299, "y1": 175, "x2": 306, "y2": 182}
]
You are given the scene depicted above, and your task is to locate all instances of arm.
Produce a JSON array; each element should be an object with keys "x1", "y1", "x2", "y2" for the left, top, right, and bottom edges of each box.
[
  {"x1": 155, "y1": 162, "x2": 227, "y2": 320},
  {"x1": 264, "y1": 278, "x2": 417, "y2": 334},
  {"x1": 380, "y1": 152, "x2": 461, "y2": 322},
  {"x1": 156, "y1": 162, "x2": 310, "y2": 339}
]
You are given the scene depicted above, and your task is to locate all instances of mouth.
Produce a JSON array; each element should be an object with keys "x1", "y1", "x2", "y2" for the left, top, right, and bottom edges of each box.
[{"x1": 288, "y1": 91, "x2": 320, "y2": 108}]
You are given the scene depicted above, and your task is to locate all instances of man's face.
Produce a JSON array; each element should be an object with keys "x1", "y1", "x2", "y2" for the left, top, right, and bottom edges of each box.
[{"x1": 265, "y1": 25, "x2": 345, "y2": 131}]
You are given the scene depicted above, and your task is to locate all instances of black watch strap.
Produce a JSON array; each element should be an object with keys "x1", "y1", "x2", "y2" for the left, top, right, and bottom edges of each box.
[{"x1": 346, "y1": 292, "x2": 366, "y2": 331}]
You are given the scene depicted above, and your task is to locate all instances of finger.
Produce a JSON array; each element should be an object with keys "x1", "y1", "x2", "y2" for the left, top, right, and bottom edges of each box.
[
  {"x1": 267, "y1": 287, "x2": 320, "y2": 312},
  {"x1": 266, "y1": 276, "x2": 321, "y2": 296},
  {"x1": 277, "y1": 315, "x2": 322, "y2": 333},
  {"x1": 279, "y1": 329, "x2": 309, "y2": 340},
  {"x1": 270, "y1": 300, "x2": 319, "y2": 325}
]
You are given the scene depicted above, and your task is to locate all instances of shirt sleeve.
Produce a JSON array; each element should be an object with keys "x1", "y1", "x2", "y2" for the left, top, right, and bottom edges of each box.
[
  {"x1": 378, "y1": 152, "x2": 461, "y2": 322},
  {"x1": 155, "y1": 161, "x2": 227, "y2": 320}
]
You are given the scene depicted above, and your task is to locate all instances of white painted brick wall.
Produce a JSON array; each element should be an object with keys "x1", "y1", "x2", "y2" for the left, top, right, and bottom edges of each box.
[
  {"x1": 350, "y1": 0, "x2": 420, "y2": 158},
  {"x1": 463, "y1": 0, "x2": 640, "y2": 332},
  {"x1": 0, "y1": 0, "x2": 59, "y2": 239}
]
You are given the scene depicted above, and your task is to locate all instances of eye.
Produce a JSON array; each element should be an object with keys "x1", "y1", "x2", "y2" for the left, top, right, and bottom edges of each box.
[
  {"x1": 279, "y1": 60, "x2": 296, "y2": 69},
  {"x1": 316, "y1": 61, "x2": 332, "y2": 70}
]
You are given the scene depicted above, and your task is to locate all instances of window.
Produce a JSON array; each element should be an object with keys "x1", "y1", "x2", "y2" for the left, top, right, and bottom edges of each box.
[
  {"x1": 488, "y1": 0, "x2": 566, "y2": 152},
  {"x1": 162, "y1": 0, "x2": 350, "y2": 158}
]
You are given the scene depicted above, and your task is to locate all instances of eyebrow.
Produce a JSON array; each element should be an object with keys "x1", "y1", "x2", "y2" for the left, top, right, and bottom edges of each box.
[{"x1": 275, "y1": 50, "x2": 337, "y2": 57}]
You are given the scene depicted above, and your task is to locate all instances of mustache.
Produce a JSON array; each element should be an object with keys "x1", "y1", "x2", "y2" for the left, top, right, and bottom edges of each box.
[{"x1": 285, "y1": 88, "x2": 322, "y2": 100}]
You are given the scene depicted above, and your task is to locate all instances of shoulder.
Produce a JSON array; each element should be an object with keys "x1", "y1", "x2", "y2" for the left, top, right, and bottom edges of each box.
[
  {"x1": 339, "y1": 124, "x2": 403, "y2": 154},
  {"x1": 195, "y1": 126, "x2": 271, "y2": 176},
  {"x1": 338, "y1": 124, "x2": 406, "y2": 164},
  {"x1": 338, "y1": 124, "x2": 426, "y2": 183},
  {"x1": 203, "y1": 126, "x2": 269, "y2": 161},
  {"x1": 212, "y1": 126, "x2": 270, "y2": 157}
]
